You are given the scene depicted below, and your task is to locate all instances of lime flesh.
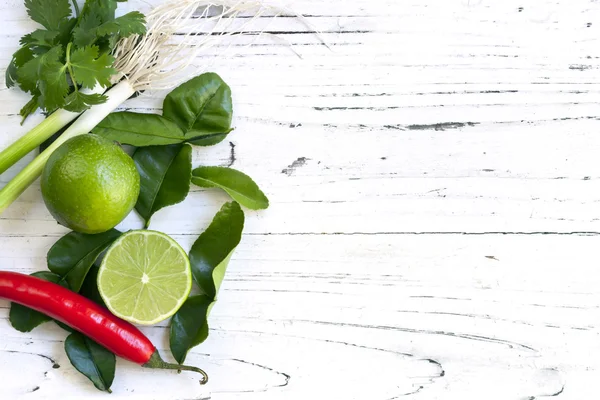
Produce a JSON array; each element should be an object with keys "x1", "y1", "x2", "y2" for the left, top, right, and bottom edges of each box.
[{"x1": 98, "y1": 230, "x2": 192, "y2": 325}]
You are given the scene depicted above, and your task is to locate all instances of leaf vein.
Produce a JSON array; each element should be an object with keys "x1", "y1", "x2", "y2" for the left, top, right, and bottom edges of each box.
[{"x1": 187, "y1": 86, "x2": 222, "y2": 132}]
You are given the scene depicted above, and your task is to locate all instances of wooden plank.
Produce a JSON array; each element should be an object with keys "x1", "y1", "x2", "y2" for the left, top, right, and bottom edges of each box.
[
  {"x1": 1, "y1": 234, "x2": 599, "y2": 398},
  {"x1": 2, "y1": 119, "x2": 600, "y2": 234},
  {"x1": 0, "y1": 0, "x2": 599, "y2": 398}
]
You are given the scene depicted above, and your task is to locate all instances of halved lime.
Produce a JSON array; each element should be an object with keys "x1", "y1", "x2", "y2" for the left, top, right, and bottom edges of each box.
[{"x1": 97, "y1": 230, "x2": 192, "y2": 325}]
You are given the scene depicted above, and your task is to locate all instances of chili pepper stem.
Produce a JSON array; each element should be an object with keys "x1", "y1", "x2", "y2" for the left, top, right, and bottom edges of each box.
[{"x1": 143, "y1": 351, "x2": 208, "y2": 384}]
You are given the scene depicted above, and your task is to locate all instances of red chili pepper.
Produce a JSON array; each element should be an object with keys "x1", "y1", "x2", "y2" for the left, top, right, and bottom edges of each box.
[{"x1": 0, "y1": 271, "x2": 207, "y2": 383}]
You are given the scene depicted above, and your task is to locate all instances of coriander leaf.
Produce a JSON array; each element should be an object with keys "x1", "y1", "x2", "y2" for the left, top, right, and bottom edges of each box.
[
  {"x1": 95, "y1": 11, "x2": 146, "y2": 38},
  {"x1": 64, "y1": 91, "x2": 107, "y2": 113},
  {"x1": 93, "y1": 112, "x2": 187, "y2": 146},
  {"x1": 57, "y1": 17, "x2": 78, "y2": 47},
  {"x1": 6, "y1": 47, "x2": 35, "y2": 89},
  {"x1": 74, "y1": 9, "x2": 146, "y2": 49},
  {"x1": 115, "y1": 12, "x2": 146, "y2": 37},
  {"x1": 9, "y1": 271, "x2": 64, "y2": 332},
  {"x1": 81, "y1": 0, "x2": 118, "y2": 25},
  {"x1": 47, "y1": 229, "x2": 122, "y2": 292},
  {"x1": 100, "y1": 34, "x2": 120, "y2": 54},
  {"x1": 65, "y1": 332, "x2": 116, "y2": 393},
  {"x1": 169, "y1": 295, "x2": 212, "y2": 364},
  {"x1": 19, "y1": 94, "x2": 41, "y2": 123},
  {"x1": 134, "y1": 144, "x2": 192, "y2": 226},
  {"x1": 25, "y1": 0, "x2": 72, "y2": 31},
  {"x1": 39, "y1": 46, "x2": 69, "y2": 110},
  {"x1": 17, "y1": 56, "x2": 45, "y2": 94},
  {"x1": 6, "y1": 63, "x2": 19, "y2": 89},
  {"x1": 70, "y1": 46, "x2": 116, "y2": 89},
  {"x1": 19, "y1": 45, "x2": 64, "y2": 99},
  {"x1": 192, "y1": 166, "x2": 269, "y2": 210},
  {"x1": 163, "y1": 72, "x2": 233, "y2": 146},
  {"x1": 72, "y1": 11, "x2": 102, "y2": 47},
  {"x1": 190, "y1": 201, "x2": 244, "y2": 298},
  {"x1": 20, "y1": 29, "x2": 59, "y2": 48}
]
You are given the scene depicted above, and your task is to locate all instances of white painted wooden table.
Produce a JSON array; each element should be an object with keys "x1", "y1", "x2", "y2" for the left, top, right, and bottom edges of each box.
[{"x1": 1, "y1": 0, "x2": 599, "y2": 398}]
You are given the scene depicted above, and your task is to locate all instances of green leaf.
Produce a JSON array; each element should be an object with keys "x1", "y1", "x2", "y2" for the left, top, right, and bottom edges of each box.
[
  {"x1": 169, "y1": 295, "x2": 212, "y2": 364},
  {"x1": 19, "y1": 95, "x2": 41, "y2": 123},
  {"x1": 69, "y1": 45, "x2": 116, "y2": 89},
  {"x1": 72, "y1": 11, "x2": 102, "y2": 47},
  {"x1": 65, "y1": 332, "x2": 116, "y2": 393},
  {"x1": 81, "y1": 0, "x2": 118, "y2": 25},
  {"x1": 163, "y1": 72, "x2": 233, "y2": 146},
  {"x1": 192, "y1": 167, "x2": 269, "y2": 210},
  {"x1": 74, "y1": 4, "x2": 145, "y2": 48},
  {"x1": 20, "y1": 29, "x2": 59, "y2": 48},
  {"x1": 56, "y1": 17, "x2": 78, "y2": 47},
  {"x1": 95, "y1": 11, "x2": 146, "y2": 38},
  {"x1": 6, "y1": 60, "x2": 21, "y2": 90},
  {"x1": 86, "y1": 72, "x2": 233, "y2": 147},
  {"x1": 9, "y1": 272, "x2": 64, "y2": 332},
  {"x1": 16, "y1": 59, "x2": 39, "y2": 93},
  {"x1": 169, "y1": 202, "x2": 244, "y2": 363},
  {"x1": 39, "y1": 46, "x2": 69, "y2": 110},
  {"x1": 17, "y1": 49, "x2": 51, "y2": 94},
  {"x1": 93, "y1": 112, "x2": 187, "y2": 146},
  {"x1": 16, "y1": 43, "x2": 63, "y2": 95},
  {"x1": 14, "y1": 0, "x2": 140, "y2": 116},
  {"x1": 134, "y1": 144, "x2": 192, "y2": 225},
  {"x1": 79, "y1": 264, "x2": 107, "y2": 307},
  {"x1": 47, "y1": 229, "x2": 122, "y2": 292},
  {"x1": 63, "y1": 91, "x2": 107, "y2": 113},
  {"x1": 100, "y1": 34, "x2": 120, "y2": 54},
  {"x1": 190, "y1": 201, "x2": 244, "y2": 298},
  {"x1": 6, "y1": 47, "x2": 35, "y2": 89},
  {"x1": 25, "y1": 0, "x2": 72, "y2": 31},
  {"x1": 186, "y1": 131, "x2": 234, "y2": 147}
]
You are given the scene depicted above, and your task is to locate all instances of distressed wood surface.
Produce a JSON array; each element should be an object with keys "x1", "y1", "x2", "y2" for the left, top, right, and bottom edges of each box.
[{"x1": 1, "y1": 0, "x2": 599, "y2": 399}]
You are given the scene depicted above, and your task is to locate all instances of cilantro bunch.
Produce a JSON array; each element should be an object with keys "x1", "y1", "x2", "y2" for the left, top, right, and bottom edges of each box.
[{"x1": 5, "y1": 0, "x2": 146, "y2": 121}]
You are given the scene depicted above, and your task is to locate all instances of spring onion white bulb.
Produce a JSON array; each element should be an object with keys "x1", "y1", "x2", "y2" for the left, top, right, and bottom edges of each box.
[{"x1": 0, "y1": 0, "x2": 315, "y2": 213}]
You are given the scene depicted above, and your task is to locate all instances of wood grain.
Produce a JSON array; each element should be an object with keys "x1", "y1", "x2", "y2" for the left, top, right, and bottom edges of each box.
[{"x1": 0, "y1": 0, "x2": 599, "y2": 398}]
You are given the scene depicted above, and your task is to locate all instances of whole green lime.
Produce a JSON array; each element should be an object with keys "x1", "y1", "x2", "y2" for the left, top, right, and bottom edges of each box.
[{"x1": 41, "y1": 134, "x2": 140, "y2": 234}]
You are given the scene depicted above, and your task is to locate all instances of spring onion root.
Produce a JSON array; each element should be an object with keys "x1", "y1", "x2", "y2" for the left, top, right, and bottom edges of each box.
[{"x1": 0, "y1": 0, "x2": 320, "y2": 214}]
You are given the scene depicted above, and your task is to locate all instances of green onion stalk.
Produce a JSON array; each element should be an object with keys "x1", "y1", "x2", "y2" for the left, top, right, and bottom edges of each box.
[
  {"x1": 0, "y1": 85, "x2": 105, "y2": 176},
  {"x1": 0, "y1": 0, "x2": 303, "y2": 214},
  {"x1": 0, "y1": 81, "x2": 135, "y2": 213}
]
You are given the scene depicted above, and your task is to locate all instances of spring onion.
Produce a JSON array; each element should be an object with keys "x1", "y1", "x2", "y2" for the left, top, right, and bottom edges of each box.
[
  {"x1": 0, "y1": 0, "x2": 314, "y2": 214},
  {"x1": 0, "y1": 0, "x2": 147, "y2": 174}
]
